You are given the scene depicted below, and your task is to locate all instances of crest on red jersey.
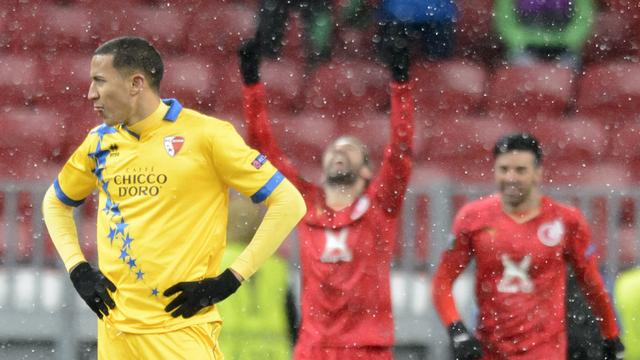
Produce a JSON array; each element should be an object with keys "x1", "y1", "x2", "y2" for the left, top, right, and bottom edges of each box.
[
  {"x1": 164, "y1": 136, "x2": 184, "y2": 157},
  {"x1": 537, "y1": 219, "x2": 565, "y2": 247},
  {"x1": 320, "y1": 228, "x2": 352, "y2": 263}
]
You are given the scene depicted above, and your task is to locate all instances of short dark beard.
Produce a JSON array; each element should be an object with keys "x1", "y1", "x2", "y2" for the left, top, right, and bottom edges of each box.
[{"x1": 326, "y1": 171, "x2": 358, "y2": 186}]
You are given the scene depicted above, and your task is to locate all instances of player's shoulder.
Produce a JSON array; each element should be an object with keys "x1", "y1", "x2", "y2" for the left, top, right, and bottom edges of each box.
[
  {"x1": 542, "y1": 196, "x2": 584, "y2": 221},
  {"x1": 459, "y1": 194, "x2": 501, "y2": 217},
  {"x1": 176, "y1": 107, "x2": 239, "y2": 135},
  {"x1": 454, "y1": 194, "x2": 501, "y2": 227}
]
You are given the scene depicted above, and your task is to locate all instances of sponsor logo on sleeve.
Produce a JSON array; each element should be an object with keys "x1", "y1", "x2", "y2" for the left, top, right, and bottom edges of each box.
[{"x1": 252, "y1": 154, "x2": 267, "y2": 169}]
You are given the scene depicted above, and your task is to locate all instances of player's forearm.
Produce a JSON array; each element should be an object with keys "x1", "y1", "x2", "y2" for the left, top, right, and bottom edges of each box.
[
  {"x1": 432, "y1": 257, "x2": 464, "y2": 325},
  {"x1": 243, "y1": 83, "x2": 312, "y2": 195},
  {"x1": 375, "y1": 82, "x2": 413, "y2": 215},
  {"x1": 243, "y1": 82, "x2": 271, "y2": 150},
  {"x1": 42, "y1": 186, "x2": 87, "y2": 272},
  {"x1": 229, "y1": 179, "x2": 306, "y2": 279},
  {"x1": 390, "y1": 81, "x2": 414, "y2": 152},
  {"x1": 576, "y1": 265, "x2": 620, "y2": 338}
]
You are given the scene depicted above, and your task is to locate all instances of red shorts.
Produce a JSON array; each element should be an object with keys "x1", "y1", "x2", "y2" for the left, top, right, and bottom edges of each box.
[{"x1": 293, "y1": 344, "x2": 393, "y2": 360}]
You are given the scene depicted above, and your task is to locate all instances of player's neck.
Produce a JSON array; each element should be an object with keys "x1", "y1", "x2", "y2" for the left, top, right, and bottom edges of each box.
[
  {"x1": 502, "y1": 192, "x2": 542, "y2": 223},
  {"x1": 324, "y1": 180, "x2": 365, "y2": 211},
  {"x1": 125, "y1": 94, "x2": 161, "y2": 127}
]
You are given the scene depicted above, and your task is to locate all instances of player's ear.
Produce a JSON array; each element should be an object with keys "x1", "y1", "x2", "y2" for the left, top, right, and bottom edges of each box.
[
  {"x1": 533, "y1": 165, "x2": 543, "y2": 184},
  {"x1": 130, "y1": 73, "x2": 145, "y2": 95}
]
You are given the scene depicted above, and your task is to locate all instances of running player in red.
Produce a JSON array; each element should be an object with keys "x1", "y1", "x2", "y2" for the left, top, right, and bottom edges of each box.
[
  {"x1": 237, "y1": 33, "x2": 413, "y2": 359},
  {"x1": 432, "y1": 133, "x2": 625, "y2": 360}
]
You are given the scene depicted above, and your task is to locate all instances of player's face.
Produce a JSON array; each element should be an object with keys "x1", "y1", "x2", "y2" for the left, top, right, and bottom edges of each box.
[
  {"x1": 322, "y1": 140, "x2": 366, "y2": 185},
  {"x1": 494, "y1": 151, "x2": 542, "y2": 207},
  {"x1": 87, "y1": 54, "x2": 134, "y2": 126}
]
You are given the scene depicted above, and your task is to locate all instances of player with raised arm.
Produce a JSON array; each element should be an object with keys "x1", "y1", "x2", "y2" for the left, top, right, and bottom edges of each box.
[{"x1": 238, "y1": 29, "x2": 414, "y2": 359}]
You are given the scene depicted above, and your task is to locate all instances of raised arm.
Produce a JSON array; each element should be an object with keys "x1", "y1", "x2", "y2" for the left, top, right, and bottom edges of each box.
[
  {"x1": 238, "y1": 39, "x2": 314, "y2": 195},
  {"x1": 368, "y1": 27, "x2": 414, "y2": 217}
]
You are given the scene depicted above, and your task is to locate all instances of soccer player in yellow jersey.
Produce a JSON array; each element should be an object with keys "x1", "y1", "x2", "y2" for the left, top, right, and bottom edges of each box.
[{"x1": 42, "y1": 36, "x2": 306, "y2": 359}]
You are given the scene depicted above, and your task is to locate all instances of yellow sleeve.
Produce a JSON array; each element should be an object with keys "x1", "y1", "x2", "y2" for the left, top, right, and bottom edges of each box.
[
  {"x1": 229, "y1": 178, "x2": 306, "y2": 279},
  {"x1": 42, "y1": 186, "x2": 86, "y2": 272},
  {"x1": 55, "y1": 132, "x2": 98, "y2": 205},
  {"x1": 209, "y1": 121, "x2": 283, "y2": 203}
]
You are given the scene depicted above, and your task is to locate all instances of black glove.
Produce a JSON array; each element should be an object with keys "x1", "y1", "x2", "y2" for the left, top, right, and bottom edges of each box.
[
  {"x1": 69, "y1": 261, "x2": 116, "y2": 319},
  {"x1": 238, "y1": 38, "x2": 262, "y2": 85},
  {"x1": 164, "y1": 268, "x2": 242, "y2": 318},
  {"x1": 447, "y1": 321, "x2": 483, "y2": 360},
  {"x1": 378, "y1": 21, "x2": 410, "y2": 83},
  {"x1": 603, "y1": 336, "x2": 625, "y2": 360}
]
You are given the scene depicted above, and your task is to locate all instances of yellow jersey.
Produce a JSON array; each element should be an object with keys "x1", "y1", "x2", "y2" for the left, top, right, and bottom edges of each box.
[{"x1": 54, "y1": 99, "x2": 284, "y2": 333}]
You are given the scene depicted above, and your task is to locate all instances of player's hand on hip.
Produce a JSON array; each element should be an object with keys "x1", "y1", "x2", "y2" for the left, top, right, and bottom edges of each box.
[
  {"x1": 603, "y1": 336, "x2": 625, "y2": 360},
  {"x1": 238, "y1": 38, "x2": 262, "y2": 85},
  {"x1": 69, "y1": 262, "x2": 117, "y2": 319},
  {"x1": 164, "y1": 268, "x2": 241, "y2": 318},
  {"x1": 447, "y1": 321, "x2": 483, "y2": 360}
]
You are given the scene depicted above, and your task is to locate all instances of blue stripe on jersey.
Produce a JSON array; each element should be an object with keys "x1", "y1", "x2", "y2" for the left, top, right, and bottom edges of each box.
[
  {"x1": 250, "y1": 171, "x2": 285, "y2": 204},
  {"x1": 53, "y1": 179, "x2": 85, "y2": 207},
  {"x1": 162, "y1": 98, "x2": 182, "y2": 122}
]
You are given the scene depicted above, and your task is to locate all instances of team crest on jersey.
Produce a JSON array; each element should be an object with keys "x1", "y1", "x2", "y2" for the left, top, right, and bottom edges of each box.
[
  {"x1": 163, "y1": 136, "x2": 184, "y2": 157},
  {"x1": 537, "y1": 219, "x2": 565, "y2": 247},
  {"x1": 320, "y1": 228, "x2": 352, "y2": 263}
]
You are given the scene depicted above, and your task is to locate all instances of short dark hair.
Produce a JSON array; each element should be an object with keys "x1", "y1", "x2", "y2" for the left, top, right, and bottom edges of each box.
[
  {"x1": 94, "y1": 36, "x2": 163, "y2": 92},
  {"x1": 493, "y1": 132, "x2": 543, "y2": 165}
]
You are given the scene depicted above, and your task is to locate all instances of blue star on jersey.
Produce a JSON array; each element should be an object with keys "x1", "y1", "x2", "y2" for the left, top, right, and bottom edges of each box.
[
  {"x1": 91, "y1": 124, "x2": 117, "y2": 140},
  {"x1": 87, "y1": 127, "x2": 155, "y2": 296}
]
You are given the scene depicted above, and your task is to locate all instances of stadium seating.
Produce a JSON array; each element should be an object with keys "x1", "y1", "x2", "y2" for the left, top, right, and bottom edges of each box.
[
  {"x1": 40, "y1": 52, "x2": 91, "y2": 105},
  {"x1": 0, "y1": 107, "x2": 66, "y2": 181},
  {"x1": 259, "y1": 58, "x2": 306, "y2": 113},
  {"x1": 162, "y1": 55, "x2": 217, "y2": 111},
  {"x1": 0, "y1": 54, "x2": 43, "y2": 107},
  {"x1": 411, "y1": 59, "x2": 487, "y2": 118},
  {"x1": 487, "y1": 63, "x2": 575, "y2": 121},
  {"x1": 91, "y1": 4, "x2": 190, "y2": 56},
  {"x1": 524, "y1": 117, "x2": 611, "y2": 184},
  {"x1": 454, "y1": 0, "x2": 502, "y2": 65},
  {"x1": 417, "y1": 115, "x2": 518, "y2": 182},
  {"x1": 270, "y1": 109, "x2": 338, "y2": 166},
  {"x1": 304, "y1": 58, "x2": 390, "y2": 119},
  {"x1": 186, "y1": 2, "x2": 256, "y2": 56},
  {"x1": 583, "y1": 3, "x2": 640, "y2": 63},
  {"x1": 576, "y1": 61, "x2": 640, "y2": 120}
]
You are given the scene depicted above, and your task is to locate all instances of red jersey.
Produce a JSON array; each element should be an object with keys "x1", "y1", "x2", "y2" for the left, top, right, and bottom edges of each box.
[
  {"x1": 433, "y1": 195, "x2": 619, "y2": 359},
  {"x1": 243, "y1": 82, "x2": 413, "y2": 350}
]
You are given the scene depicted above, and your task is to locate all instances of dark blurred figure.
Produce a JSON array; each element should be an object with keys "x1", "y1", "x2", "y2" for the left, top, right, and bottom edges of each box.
[
  {"x1": 254, "y1": 0, "x2": 334, "y2": 66},
  {"x1": 376, "y1": 0, "x2": 457, "y2": 61},
  {"x1": 494, "y1": 0, "x2": 596, "y2": 69},
  {"x1": 566, "y1": 267, "x2": 605, "y2": 359}
]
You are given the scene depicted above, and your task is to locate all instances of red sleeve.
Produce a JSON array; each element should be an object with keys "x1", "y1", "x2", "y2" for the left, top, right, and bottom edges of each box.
[
  {"x1": 243, "y1": 83, "x2": 315, "y2": 196},
  {"x1": 368, "y1": 81, "x2": 413, "y2": 217},
  {"x1": 432, "y1": 208, "x2": 474, "y2": 327},
  {"x1": 565, "y1": 210, "x2": 619, "y2": 339}
]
